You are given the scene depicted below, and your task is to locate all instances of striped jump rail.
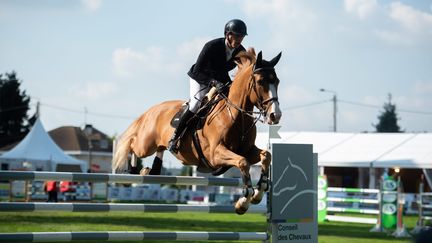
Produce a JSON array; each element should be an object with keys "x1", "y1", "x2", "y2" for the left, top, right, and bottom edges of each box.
[
  {"x1": 0, "y1": 171, "x2": 268, "y2": 242},
  {"x1": 327, "y1": 206, "x2": 379, "y2": 215},
  {"x1": 0, "y1": 171, "x2": 242, "y2": 187},
  {"x1": 0, "y1": 231, "x2": 269, "y2": 242},
  {"x1": 0, "y1": 202, "x2": 267, "y2": 214},
  {"x1": 412, "y1": 182, "x2": 432, "y2": 234},
  {"x1": 327, "y1": 197, "x2": 379, "y2": 204},
  {"x1": 325, "y1": 186, "x2": 382, "y2": 225},
  {"x1": 325, "y1": 215, "x2": 377, "y2": 225},
  {"x1": 327, "y1": 187, "x2": 379, "y2": 194}
]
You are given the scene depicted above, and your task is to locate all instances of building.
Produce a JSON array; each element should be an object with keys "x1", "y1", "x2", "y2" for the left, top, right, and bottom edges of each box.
[{"x1": 49, "y1": 124, "x2": 113, "y2": 173}]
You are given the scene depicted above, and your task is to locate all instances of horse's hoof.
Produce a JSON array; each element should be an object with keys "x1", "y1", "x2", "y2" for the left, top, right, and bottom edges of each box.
[
  {"x1": 250, "y1": 197, "x2": 261, "y2": 204},
  {"x1": 235, "y1": 197, "x2": 249, "y2": 215},
  {"x1": 250, "y1": 199, "x2": 261, "y2": 204},
  {"x1": 139, "y1": 167, "x2": 151, "y2": 176},
  {"x1": 250, "y1": 189, "x2": 263, "y2": 204},
  {"x1": 235, "y1": 207, "x2": 248, "y2": 215},
  {"x1": 251, "y1": 197, "x2": 262, "y2": 205}
]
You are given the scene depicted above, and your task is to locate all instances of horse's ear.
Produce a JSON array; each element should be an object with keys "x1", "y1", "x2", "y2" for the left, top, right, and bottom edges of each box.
[
  {"x1": 269, "y1": 52, "x2": 282, "y2": 67},
  {"x1": 255, "y1": 51, "x2": 263, "y2": 69}
]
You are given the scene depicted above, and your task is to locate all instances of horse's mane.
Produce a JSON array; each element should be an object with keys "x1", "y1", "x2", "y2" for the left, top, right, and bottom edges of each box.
[
  {"x1": 206, "y1": 48, "x2": 257, "y2": 123},
  {"x1": 234, "y1": 48, "x2": 256, "y2": 72}
]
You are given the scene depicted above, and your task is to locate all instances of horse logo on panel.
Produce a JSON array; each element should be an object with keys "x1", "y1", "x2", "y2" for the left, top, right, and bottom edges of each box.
[{"x1": 273, "y1": 157, "x2": 316, "y2": 214}]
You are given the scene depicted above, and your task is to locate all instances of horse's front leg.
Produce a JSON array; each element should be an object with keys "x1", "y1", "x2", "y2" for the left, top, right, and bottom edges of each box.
[
  {"x1": 245, "y1": 146, "x2": 271, "y2": 204},
  {"x1": 213, "y1": 145, "x2": 253, "y2": 215}
]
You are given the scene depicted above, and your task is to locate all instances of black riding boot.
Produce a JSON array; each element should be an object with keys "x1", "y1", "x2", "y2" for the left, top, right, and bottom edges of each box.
[{"x1": 168, "y1": 109, "x2": 195, "y2": 153}]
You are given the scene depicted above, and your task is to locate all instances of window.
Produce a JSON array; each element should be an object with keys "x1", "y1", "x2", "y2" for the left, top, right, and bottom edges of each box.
[
  {"x1": 100, "y1": 139, "x2": 108, "y2": 149},
  {"x1": 1, "y1": 163, "x2": 8, "y2": 170}
]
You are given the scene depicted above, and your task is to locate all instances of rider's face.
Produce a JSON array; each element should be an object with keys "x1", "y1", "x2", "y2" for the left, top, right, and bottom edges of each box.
[{"x1": 226, "y1": 32, "x2": 245, "y2": 49}]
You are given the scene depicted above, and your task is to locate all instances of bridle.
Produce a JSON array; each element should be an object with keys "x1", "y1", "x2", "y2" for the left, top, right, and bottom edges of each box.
[
  {"x1": 217, "y1": 64, "x2": 279, "y2": 140},
  {"x1": 250, "y1": 66, "x2": 279, "y2": 117}
]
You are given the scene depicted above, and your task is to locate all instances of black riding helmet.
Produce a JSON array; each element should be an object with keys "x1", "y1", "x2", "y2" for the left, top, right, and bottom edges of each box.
[{"x1": 224, "y1": 19, "x2": 247, "y2": 36}]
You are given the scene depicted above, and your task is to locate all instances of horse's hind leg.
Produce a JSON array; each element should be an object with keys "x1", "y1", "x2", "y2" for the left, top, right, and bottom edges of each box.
[
  {"x1": 149, "y1": 151, "x2": 164, "y2": 175},
  {"x1": 140, "y1": 150, "x2": 164, "y2": 175},
  {"x1": 129, "y1": 153, "x2": 140, "y2": 174}
]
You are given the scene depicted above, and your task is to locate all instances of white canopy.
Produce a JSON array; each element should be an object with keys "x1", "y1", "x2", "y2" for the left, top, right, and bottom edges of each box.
[
  {"x1": 0, "y1": 118, "x2": 87, "y2": 172},
  {"x1": 256, "y1": 131, "x2": 432, "y2": 169}
]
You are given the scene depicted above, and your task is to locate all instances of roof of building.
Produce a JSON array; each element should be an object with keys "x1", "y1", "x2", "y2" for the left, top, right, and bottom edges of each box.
[{"x1": 48, "y1": 124, "x2": 112, "y2": 152}]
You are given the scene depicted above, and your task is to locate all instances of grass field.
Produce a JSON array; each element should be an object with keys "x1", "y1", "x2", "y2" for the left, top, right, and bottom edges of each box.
[{"x1": 0, "y1": 211, "x2": 420, "y2": 243}]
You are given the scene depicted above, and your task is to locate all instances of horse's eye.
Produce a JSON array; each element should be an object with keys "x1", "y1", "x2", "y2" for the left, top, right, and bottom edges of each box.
[{"x1": 256, "y1": 79, "x2": 264, "y2": 85}]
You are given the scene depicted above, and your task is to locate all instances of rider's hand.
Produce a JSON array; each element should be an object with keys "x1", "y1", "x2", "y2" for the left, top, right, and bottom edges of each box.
[
  {"x1": 206, "y1": 87, "x2": 218, "y2": 100},
  {"x1": 211, "y1": 80, "x2": 225, "y2": 93}
]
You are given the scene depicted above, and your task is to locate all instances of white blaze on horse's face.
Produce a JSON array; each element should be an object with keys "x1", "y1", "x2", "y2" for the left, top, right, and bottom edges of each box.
[
  {"x1": 253, "y1": 51, "x2": 283, "y2": 125},
  {"x1": 267, "y1": 84, "x2": 282, "y2": 125}
]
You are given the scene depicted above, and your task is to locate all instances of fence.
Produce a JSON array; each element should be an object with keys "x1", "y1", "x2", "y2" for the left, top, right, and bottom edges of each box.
[
  {"x1": 411, "y1": 181, "x2": 432, "y2": 234},
  {"x1": 0, "y1": 171, "x2": 267, "y2": 242}
]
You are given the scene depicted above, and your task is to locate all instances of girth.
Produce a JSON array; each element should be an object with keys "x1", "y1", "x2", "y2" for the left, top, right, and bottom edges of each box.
[
  {"x1": 170, "y1": 96, "x2": 232, "y2": 175},
  {"x1": 192, "y1": 131, "x2": 232, "y2": 176}
]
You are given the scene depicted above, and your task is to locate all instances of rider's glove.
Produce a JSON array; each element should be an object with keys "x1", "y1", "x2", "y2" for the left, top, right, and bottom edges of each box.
[{"x1": 211, "y1": 80, "x2": 227, "y2": 93}]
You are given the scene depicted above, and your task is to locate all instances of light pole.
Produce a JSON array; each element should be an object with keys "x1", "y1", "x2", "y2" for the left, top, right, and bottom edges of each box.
[
  {"x1": 319, "y1": 88, "x2": 337, "y2": 132},
  {"x1": 84, "y1": 125, "x2": 93, "y2": 172}
]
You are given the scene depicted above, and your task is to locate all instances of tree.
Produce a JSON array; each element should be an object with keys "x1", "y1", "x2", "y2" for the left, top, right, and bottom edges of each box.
[
  {"x1": 0, "y1": 71, "x2": 36, "y2": 147},
  {"x1": 373, "y1": 93, "x2": 403, "y2": 133}
]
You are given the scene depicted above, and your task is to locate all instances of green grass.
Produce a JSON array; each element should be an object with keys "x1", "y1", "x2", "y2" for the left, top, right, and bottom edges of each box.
[{"x1": 0, "y1": 211, "x2": 420, "y2": 243}]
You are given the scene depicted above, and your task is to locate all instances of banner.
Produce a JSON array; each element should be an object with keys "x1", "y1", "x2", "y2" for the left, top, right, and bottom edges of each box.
[
  {"x1": 317, "y1": 175, "x2": 327, "y2": 222},
  {"x1": 381, "y1": 176, "x2": 397, "y2": 230}
]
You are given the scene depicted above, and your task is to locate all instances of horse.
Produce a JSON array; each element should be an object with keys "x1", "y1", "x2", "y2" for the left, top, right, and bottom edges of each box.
[{"x1": 113, "y1": 49, "x2": 282, "y2": 214}]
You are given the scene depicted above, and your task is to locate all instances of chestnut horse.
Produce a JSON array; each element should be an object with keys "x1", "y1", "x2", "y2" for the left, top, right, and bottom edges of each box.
[{"x1": 113, "y1": 49, "x2": 282, "y2": 214}]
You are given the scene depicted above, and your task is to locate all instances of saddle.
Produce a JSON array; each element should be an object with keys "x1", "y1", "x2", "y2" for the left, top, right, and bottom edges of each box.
[{"x1": 169, "y1": 96, "x2": 232, "y2": 175}]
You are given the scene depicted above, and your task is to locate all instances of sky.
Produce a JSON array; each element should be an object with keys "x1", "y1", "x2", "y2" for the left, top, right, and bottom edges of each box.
[{"x1": 1, "y1": 0, "x2": 432, "y2": 139}]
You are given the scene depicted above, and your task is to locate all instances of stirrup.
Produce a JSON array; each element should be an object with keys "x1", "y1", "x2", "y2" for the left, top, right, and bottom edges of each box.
[{"x1": 168, "y1": 139, "x2": 179, "y2": 153}]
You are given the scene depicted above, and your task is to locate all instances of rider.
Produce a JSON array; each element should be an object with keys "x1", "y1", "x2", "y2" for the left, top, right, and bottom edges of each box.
[{"x1": 167, "y1": 19, "x2": 248, "y2": 153}]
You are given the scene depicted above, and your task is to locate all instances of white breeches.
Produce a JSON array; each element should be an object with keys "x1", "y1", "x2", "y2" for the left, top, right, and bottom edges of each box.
[{"x1": 189, "y1": 78, "x2": 211, "y2": 113}]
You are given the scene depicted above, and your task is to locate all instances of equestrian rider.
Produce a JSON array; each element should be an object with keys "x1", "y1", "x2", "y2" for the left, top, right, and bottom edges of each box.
[{"x1": 167, "y1": 19, "x2": 247, "y2": 153}]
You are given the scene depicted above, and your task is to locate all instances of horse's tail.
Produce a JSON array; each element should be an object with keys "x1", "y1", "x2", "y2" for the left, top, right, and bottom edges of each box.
[{"x1": 112, "y1": 118, "x2": 140, "y2": 173}]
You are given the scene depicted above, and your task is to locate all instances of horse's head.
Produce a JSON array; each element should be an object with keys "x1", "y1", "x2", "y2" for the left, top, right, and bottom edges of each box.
[{"x1": 249, "y1": 51, "x2": 282, "y2": 125}]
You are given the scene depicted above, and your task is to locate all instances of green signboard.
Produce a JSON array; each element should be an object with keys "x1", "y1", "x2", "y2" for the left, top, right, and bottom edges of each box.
[
  {"x1": 381, "y1": 176, "x2": 397, "y2": 230},
  {"x1": 317, "y1": 175, "x2": 327, "y2": 222}
]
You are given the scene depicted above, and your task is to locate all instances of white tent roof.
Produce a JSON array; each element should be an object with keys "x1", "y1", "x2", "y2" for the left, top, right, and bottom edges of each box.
[
  {"x1": 256, "y1": 131, "x2": 432, "y2": 169},
  {"x1": 373, "y1": 133, "x2": 432, "y2": 168},
  {"x1": 0, "y1": 118, "x2": 87, "y2": 172}
]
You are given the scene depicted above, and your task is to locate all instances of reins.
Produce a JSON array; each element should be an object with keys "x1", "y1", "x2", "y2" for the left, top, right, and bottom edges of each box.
[
  {"x1": 222, "y1": 66, "x2": 278, "y2": 119},
  {"x1": 216, "y1": 65, "x2": 278, "y2": 141}
]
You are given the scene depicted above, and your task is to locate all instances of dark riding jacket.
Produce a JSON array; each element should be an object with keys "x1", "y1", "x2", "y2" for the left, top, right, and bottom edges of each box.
[{"x1": 188, "y1": 38, "x2": 245, "y2": 85}]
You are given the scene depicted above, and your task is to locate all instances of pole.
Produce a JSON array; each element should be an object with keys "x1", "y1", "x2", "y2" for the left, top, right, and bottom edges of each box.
[
  {"x1": 319, "y1": 88, "x2": 337, "y2": 132},
  {"x1": 333, "y1": 94, "x2": 337, "y2": 132}
]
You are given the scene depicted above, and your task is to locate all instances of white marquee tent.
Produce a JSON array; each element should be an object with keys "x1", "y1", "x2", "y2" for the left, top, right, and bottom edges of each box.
[
  {"x1": 0, "y1": 119, "x2": 87, "y2": 172},
  {"x1": 257, "y1": 131, "x2": 432, "y2": 169},
  {"x1": 256, "y1": 130, "x2": 432, "y2": 188}
]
